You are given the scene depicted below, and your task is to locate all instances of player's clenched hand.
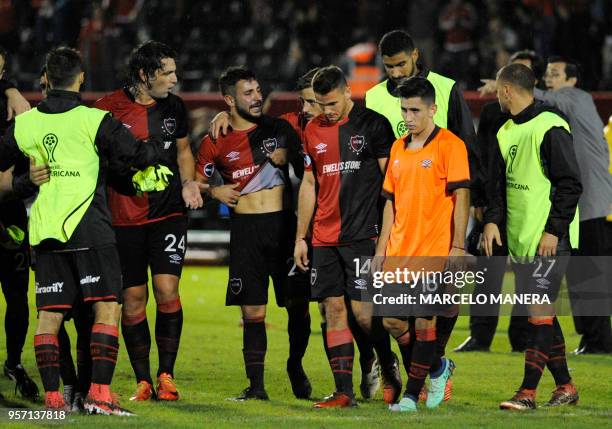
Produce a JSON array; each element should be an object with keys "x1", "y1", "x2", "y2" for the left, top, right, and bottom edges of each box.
[
  {"x1": 29, "y1": 157, "x2": 50, "y2": 186},
  {"x1": 294, "y1": 238, "x2": 309, "y2": 271},
  {"x1": 477, "y1": 79, "x2": 496, "y2": 97},
  {"x1": 6, "y1": 88, "x2": 31, "y2": 121},
  {"x1": 267, "y1": 148, "x2": 287, "y2": 166},
  {"x1": 209, "y1": 111, "x2": 230, "y2": 140},
  {"x1": 537, "y1": 232, "x2": 558, "y2": 257},
  {"x1": 182, "y1": 180, "x2": 207, "y2": 209},
  {"x1": 482, "y1": 223, "x2": 502, "y2": 257},
  {"x1": 210, "y1": 183, "x2": 240, "y2": 208}
]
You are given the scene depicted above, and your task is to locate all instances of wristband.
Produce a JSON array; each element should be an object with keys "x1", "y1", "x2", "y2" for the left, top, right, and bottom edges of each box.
[{"x1": 452, "y1": 245, "x2": 465, "y2": 250}]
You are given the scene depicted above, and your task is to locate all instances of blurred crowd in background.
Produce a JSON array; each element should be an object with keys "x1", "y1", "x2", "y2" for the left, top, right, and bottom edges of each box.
[{"x1": 0, "y1": 0, "x2": 611, "y2": 93}]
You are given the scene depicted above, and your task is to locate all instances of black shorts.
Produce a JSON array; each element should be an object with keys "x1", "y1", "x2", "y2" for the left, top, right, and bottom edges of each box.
[
  {"x1": 513, "y1": 239, "x2": 571, "y2": 304},
  {"x1": 226, "y1": 211, "x2": 305, "y2": 307},
  {"x1": 34, "y1": 246, "x2": 122, "y2": 311},
  {"x1": 310, "y1": 239, "x2": 376, "y2": 302},
  {"x1": 115, "y1": 215, "x2": 188, "y2": 288}
]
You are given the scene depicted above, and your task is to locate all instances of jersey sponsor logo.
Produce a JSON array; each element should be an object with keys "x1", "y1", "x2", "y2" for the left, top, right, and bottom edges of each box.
[
  {"x1": 169, "y1": 253, "x2": 182, "y2": 264},
  {"x1": 262, "y1": 138, "x2": 278, "y2": 153},
  {"x1": 315, "y1": 143, "x2": 327, "y2": 154},
  {"x1": 349, "y1": 135, "x2": 366, "y2": 154},
  {"x1": 396, "y1": 121, "x2": 407, "y2": 136},
  {"x1": 232, "y1": 165, "x2": 259, "y2": 179},
  {"x1": 203, "y1": 163, "x2": 215, "y2": 177},
  {"x1": 226, "y1": 151, "x2": 240, "y2": 162},
  {"x1": 310, "y1": 268, "x2": 317, "y2": 286},
  {"x1": 163, "y1": 118, "x2": 177, "y2": 135},
  {"x1": 354, "y1": 278, "x2": 367, "y2": 289},
  {"x1": 508, "y1": 145, "x2": 518, "y2": 173},
  {"x1": 229, "y1": 278, "x2": 243, "y2": 295},
  {"x1": 322, "y1": 161, "x2": 361, "y2": 174},
  {"x1": 42, "y1": 133, "x2": 59, "y2": 162},
  {"x1": 35, "y1": 281, "x2": 64, "y2": 294},
  {"x1": 80, "y1": 275, "x2": 100, "y2": 285},
  {"x1": 421, "y1": 159, "x2": 432, "y2": 168}
]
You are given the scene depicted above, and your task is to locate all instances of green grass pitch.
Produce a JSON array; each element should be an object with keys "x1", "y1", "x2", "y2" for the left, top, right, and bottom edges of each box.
[{"x1": 0, "y1": 266, "x2": 610, "y2": 428}]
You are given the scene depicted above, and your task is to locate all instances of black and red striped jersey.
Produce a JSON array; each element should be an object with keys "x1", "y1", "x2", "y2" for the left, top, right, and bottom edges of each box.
[
  {"x1": 197, "y1": 116, "x2": 299, "y2": 195},
  {"x1": 94, "y1": 88, "x2": 189, "y2": 226},
  {"x1": 303, "y1": 105, "x2": 394, "y2": 246}
]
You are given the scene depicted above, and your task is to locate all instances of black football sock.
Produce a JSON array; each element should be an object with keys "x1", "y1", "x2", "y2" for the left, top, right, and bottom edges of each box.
[
  {"x1": 404, "y1": 326, "x2": 436, "y2": 401},
  {"x1": 546, "y1": 317, "x2": 571, "y2": 386},
  {"x1": 57, "y1": 324, "x2": 77, "y2": 386},
  {"x1": 521, "y1": 318, "x2": 553, "y2": 390},
  {"x1": 3, "y1": 274, "x2": 29, "y2": 368},
  {"x1": 74, "y1": 308, "x2": 93, "y2": 395},
  {"x1": 327, "y1": 328, "x2": 354, "y2": 395},
  {"x1": 321, "y1": 322, "x2": 331, "y2": 360},
  {"x1": 393, "y1": 329, "x2": 411, "y2": 376},
  {"x1": 243, "y1": 316, "x2": 267, "y2": 390},
  {"x1": 370, "y1": 316, "x2": 394, "y2": 368},
  {"x1": 34, "y1": 334, "x2": 60, "y2": 392},
  {"x1": 287, "y1": 303, "x2": 310, "y2": 367},
  {"x1": 122, "y1": 311, "x2": 152, "y2": 384},
  {"x1": 90, "y1": 323, "x2": 119, "y2": 386},
  {"x1": 156, "y1": 298, "x2": 183, "y2": 377},
  {"x1": 436, "y1": 314, "x2": 458, "y2": 357},
  {"x1": 347, "y1": 308, "x2": 375, "y2": 368}
]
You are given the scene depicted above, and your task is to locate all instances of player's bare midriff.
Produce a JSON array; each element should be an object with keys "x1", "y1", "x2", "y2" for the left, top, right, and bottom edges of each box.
[{"x1": 235, "y1": 184, "x2": 289, "y2": 214}]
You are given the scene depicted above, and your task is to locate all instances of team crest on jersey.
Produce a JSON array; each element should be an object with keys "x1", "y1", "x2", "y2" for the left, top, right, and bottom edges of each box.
[
  {"x1": 349, "y1": 135, "x2": 366, "y2": 154},
  {"x1": 310, "y1": 269, "x2": 317, "y2": 286},
  {"x1": 262, "y1": 138, "x2": 278, "y2": 153},
  {"x1": 203, "y1": 163, "x2": 215, "y2": 177},
  {"x1": 163, "y1": 118, "x2": 177, "y2": 135},
  {"x1": 421, "y1": 159, "x2": 432, "y2": 168},
  {"x1": 229, "y1": 278, "x2": 243, "y2": 295}
]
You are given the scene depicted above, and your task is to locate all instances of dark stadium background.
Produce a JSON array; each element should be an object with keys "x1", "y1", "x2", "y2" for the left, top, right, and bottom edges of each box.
[{"x1": 1, "y1": 0, "x2": 612, "y2": 262}]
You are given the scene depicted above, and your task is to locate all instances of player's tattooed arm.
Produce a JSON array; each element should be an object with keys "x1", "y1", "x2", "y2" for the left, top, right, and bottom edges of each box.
[{"x1": 294, "y1": 170, "x2": 316, "y2": 271}]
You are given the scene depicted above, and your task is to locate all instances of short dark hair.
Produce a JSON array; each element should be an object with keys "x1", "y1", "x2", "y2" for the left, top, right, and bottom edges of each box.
[
  {"x1": 509, "y1": 50, "x2": 544, "y2": 81},
  {"x1": 379, "y1": 30, "x2": 415, "y2": 57},
  {"x1": 296, "y1": 68, "x2": 319, "y2": 91},
  {"x1": 397, "y1": 77, "x2": 435, "y2": 104},
  {"x1": 45, "y1": 47, "x2": 84, "y2": 89},
  {"x1": 312, "y1": 66, "x2": 346, "y2": 95},
  {"x1": 547, "y1": 55, "x2": 580, "y2": 82},
  {"x1": 218, "y1": 66, "x2": 257, "y2": 96},
  {"x1": 497, "y1": 63, "x2": 536, "y2": 92},
  {"x1": 128, "y1": 40, "x2": 176, "y2": 89}
]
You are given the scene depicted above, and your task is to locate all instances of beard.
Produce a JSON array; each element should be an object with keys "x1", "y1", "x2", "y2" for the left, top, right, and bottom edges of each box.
[{"x1": 236, "y1": 103, "x2": 263, "y2": 123}]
